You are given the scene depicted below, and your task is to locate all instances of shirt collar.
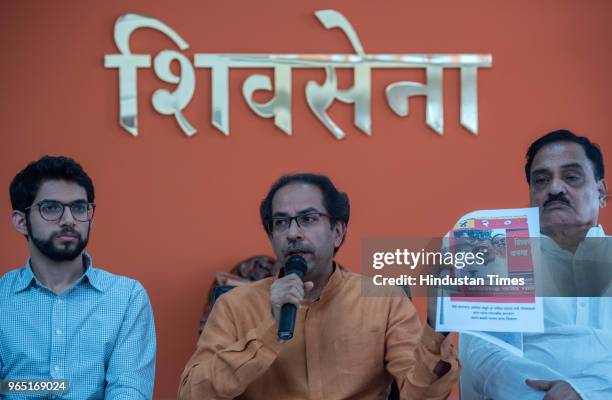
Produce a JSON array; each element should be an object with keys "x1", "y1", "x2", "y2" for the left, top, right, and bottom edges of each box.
[
  {"x1": 586, "y1": 224, "x2": 605, "y2": 238},
  {"x1": 541, "y1": 224, "x2": 606, "y2": 254},
  {"x1": 14, "y1": 253, "x2": 104, "y2": 293},
  {"x1": 14, "y1": 260, "x2": 36, "y2": 293},
  {"x1": 318, "y1": 262, "x2": 343, "y2": 301},
  {"x1": 81, "y1": 253, "x2": 105, "y2": 292}
]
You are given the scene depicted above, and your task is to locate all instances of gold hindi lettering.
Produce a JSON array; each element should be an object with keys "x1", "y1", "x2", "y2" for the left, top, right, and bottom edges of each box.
[{"x1": 104, "y1": 10, "x2": 492, "y2": 138}]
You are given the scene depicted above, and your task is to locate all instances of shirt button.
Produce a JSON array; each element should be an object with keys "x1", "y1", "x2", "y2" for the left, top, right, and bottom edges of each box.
[
  {"x1": 54, "y1": 365, "x2": 60, "y2": 371},
  {"x1": 579, "y1": 301, "x2": 586, "y2": 307},
  {"x1": 57, "y1": 299, "x2": 63, "y2": 304},
  {"x1": 56, "y1": 329, "x2": 62, "y2": 335}
]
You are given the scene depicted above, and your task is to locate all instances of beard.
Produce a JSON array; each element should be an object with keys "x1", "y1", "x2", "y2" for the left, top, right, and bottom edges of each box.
[{"x1": 27, "y1": 219, "x2": 89, "y2": 262}]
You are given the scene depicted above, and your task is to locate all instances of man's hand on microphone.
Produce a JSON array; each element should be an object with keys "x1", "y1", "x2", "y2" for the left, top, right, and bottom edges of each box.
[{"x1": 270, "y1": 274, "x2": 314, "y2": 324}]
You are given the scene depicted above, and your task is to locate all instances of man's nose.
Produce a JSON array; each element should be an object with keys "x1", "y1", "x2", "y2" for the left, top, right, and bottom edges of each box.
[
  {"x1": 286, "y1": 218, "x2": 304, "y2": 240},
  {"x1": 59, "y1": 205, "x2": 76, "y2": 226},
  {"x1": 548, "y1": 176, "x2": 568, "y2": 196}
]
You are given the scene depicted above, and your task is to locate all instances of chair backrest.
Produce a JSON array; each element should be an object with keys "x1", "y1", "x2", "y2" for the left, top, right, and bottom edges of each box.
[
  {"x1": 199, "y1": 256, "x2": 279, "y2": 334},
  {"x1": 210, "y1": 285, "x2": 235, "y2": 304}
]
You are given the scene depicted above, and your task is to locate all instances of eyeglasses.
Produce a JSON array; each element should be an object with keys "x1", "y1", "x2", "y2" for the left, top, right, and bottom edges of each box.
[
  {"x1": 25, "y1": 200, "x2": 96, "y2": 222},
  {"x1": 269, "y1": 212, "x2": 331, "y2": 234}
]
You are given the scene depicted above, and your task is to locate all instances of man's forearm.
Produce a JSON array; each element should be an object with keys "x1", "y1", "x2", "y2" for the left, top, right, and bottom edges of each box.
[
  {"x1": 462, "y1": 334, "x2": 569, "y2": 400},
  {"x1": 178, "y1": 316, "x2": 282, "y2": 400}
]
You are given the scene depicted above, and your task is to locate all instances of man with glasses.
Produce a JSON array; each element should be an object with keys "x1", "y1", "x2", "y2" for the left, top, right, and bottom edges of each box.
[
  {"x1": 178, "y1": 173, "x2": 459, "y2": 400},
  {"x1": 0, "y1": 156, "x2": 156, "y2": 399}
]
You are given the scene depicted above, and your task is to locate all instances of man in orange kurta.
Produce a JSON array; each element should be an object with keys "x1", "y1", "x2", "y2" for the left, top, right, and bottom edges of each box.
[{"x1": 178, "y1": 173, "x2": 460, "y2": 400}]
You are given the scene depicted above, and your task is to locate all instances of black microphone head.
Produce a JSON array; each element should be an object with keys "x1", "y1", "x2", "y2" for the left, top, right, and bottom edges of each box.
[{"x1": 285, "y1": 255, "x2": 307, "y2": 280}]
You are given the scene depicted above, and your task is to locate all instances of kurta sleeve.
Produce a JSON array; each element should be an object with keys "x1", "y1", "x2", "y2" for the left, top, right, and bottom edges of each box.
[
  {"x1": 178, "y1": 295, "x2": 283, "y2": 400},
  {"x1": 385, "y1": 295, "x2": 461, "y2": 400}
]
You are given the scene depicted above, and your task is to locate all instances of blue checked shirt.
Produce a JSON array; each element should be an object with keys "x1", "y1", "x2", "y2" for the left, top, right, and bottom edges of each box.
[{"x1": 0, "y1": 254, "x2": 156, "y2": 399}]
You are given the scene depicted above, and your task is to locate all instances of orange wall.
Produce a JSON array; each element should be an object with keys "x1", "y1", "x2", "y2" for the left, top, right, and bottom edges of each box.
[{"x1": 1, "y1": 1, "x2": 611, "y2": 398}]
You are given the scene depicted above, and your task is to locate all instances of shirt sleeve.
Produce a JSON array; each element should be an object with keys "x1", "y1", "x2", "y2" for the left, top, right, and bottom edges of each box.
[
  {"x1": 385, "y1": 295, "x2": 461, "y2": 400},
  {"x1": 462, "y1": 334, "x2": 569, "y2": 400},
  {"x1": 105, "y1": 281, "x2": 157, "y2": 400},
  {"x1": 177, "y1": 294, "x2": 283, "y2": 400}
]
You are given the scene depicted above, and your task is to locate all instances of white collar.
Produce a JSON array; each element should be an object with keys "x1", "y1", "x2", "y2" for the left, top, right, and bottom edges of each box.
[
  {"x1": 585, "y1": 224, "x2": 605, "y2": 238},
  {"x1": 541, "y1": 224, "x2": 606, "y2": 255}
]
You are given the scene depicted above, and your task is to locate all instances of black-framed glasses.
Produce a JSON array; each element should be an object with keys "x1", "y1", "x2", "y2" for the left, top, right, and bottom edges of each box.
[
  {"x1": 269, "y1": 212, "x2": 331, "y2": 234},
  {"x1": 25, "y1": 200, "x2": 96, "y2": 222}
]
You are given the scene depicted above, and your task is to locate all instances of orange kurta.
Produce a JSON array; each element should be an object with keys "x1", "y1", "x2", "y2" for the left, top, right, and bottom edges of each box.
[{"x1": 178, "y1": 266, "x2": 460, "y2": 400}]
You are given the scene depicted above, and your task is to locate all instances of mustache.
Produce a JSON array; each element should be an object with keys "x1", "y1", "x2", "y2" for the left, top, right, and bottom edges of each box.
[
  {"x1": 54, "y1": 228, "x2": 81, "y2": 239},
  {"x1": 284, "y1": 242, "x2": 314, "y2": 255},
  {"x1": 543, "y1": 193, "x2": 571, "y2": 208}
]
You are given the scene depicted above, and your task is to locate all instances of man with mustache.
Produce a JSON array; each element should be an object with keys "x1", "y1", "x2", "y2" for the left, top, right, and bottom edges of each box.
[
  {"x1": 179, "y1": 173, "x2": 460, "y2": 400},
  {"x1": 0, "y1": 156, "x2": 156, "y2": 399},
  {"x1": 462, "y1": 130, "x2": 611, "y2": 399}
]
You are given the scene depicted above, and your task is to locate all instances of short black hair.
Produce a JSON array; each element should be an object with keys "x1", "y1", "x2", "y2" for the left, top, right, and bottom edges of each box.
[
  {"x1": 10, "y1": 155, "x2": 95, "y2": 212},
  {"x1": 525, "y1": 129, "x2": 605, "y2": 183},
  {"x1": 260, "y1": 173, "x2": 350, "y2": 249}
]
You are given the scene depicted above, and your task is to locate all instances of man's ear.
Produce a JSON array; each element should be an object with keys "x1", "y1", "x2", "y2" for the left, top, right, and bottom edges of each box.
[
  {"x1": 333, "y1": 221, "x2": 347, "y2": 249},
  {"x1": 598, "y1": 179, "x2": 608, "y2": 208},
  {"x1": 12, "y1": 210, "x2": 29, "y2": 237}
]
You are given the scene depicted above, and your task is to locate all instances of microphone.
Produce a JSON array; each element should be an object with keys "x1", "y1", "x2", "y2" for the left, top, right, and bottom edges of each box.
[{"x1": 277, "y1": 255, "x2": 307, "y2": 340}]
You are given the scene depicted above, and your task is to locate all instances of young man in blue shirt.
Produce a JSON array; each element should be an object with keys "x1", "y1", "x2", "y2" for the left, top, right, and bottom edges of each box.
[{"x1": 0, "y1": 155, "x2": 156, "y2": 399}]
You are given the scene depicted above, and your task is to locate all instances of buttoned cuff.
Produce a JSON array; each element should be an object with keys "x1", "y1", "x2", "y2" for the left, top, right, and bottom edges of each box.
[{"x1": 415, "y1": 324, "x2": 461, "y2": 393}]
